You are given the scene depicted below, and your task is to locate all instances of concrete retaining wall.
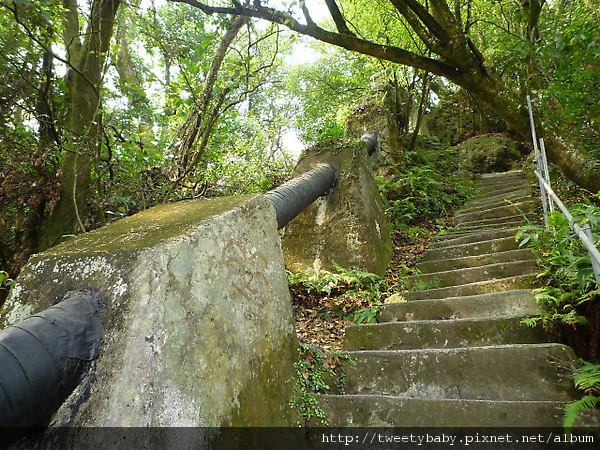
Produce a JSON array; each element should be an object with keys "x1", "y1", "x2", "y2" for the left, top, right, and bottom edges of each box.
[
  {"x1": 281, "y1": 141, "x2": 392, "y2": 276},
  {"x1": 1, "y1": 194, "x2": 297, "y2": 437}
]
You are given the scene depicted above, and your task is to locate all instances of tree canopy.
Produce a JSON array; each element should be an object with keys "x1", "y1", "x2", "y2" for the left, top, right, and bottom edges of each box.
[{"x1": 171, "y1": 0, "x2": 600, "y2": 191}]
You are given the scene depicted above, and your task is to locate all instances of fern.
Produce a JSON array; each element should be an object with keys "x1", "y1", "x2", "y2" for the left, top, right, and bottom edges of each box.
[
  {"x1": 563, "y1": 361, "x2": 600, "y2": 429},
  {"x1": 564, "y1": 396, "x2": 600, "y2": 429},
  {"x1": 573, "y1": 361, "x2": 600, "y2": 394}
]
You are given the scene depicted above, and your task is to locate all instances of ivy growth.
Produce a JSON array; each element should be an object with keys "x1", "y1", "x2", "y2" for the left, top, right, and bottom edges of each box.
[{"x1": 287, "y1": 342, "x2": 355, "y2": 426}]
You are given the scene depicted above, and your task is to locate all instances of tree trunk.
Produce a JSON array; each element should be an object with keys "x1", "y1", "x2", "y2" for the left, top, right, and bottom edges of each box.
[
  {"x1": 165, "y1": 15, "x2": 247, "y2": 198},
  {"x1": 38, "y1": 0, "x2": 121, "y2": 251}
]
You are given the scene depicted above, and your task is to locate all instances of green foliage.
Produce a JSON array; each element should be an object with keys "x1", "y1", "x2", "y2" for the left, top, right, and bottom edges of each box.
[
  {"x1": 283, "y1": 49, "x2": 374, "y2": 145},
  {"x1": 564, "y1": 361, "x2": 600, "y2": 429},
  {"x1": 516, "y1": 203, "x2": 600, "y2": 328},
  {"x1": 287, "y1": 342, "x2": 355, "y2": 426},
  {"x1": 538, "y1": 2, "x2": 600, "y2": 158},
  {"x1": 287, "y1": 264, "x2": 387, "y2": 323},
  {"x1": 377, "y1": 144, "x2": 475, "y2": 232},
  {"x1": 0, "y1": 270, "x2": 13, "y2": 297}
]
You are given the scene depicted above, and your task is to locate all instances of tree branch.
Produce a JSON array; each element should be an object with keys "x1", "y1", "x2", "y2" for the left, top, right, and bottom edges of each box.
[
  {"x1": 323, "y1": 0, "x2": 355, "y2": 36},
  {"x1": 168, "y1": 0, "x2": 460, "y2": 81}
]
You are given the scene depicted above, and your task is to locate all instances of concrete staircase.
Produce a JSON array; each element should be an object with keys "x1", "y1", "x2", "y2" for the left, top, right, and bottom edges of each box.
[{"x1": 319, "y1": 170, "x2": 581, "y2": 427}]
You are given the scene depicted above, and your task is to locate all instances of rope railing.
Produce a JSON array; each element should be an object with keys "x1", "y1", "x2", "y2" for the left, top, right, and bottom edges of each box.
[{"x1": 527, "y1": 95, "x2": 600, "y2": 289}]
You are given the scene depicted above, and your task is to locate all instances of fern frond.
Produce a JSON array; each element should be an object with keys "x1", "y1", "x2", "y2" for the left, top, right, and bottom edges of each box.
[
  {"x1": 574, "y1": 362, "x2": 600, "y2": 394},
  {"x1": 564, "y1": 395, "x2": 600, "y2": 429}
]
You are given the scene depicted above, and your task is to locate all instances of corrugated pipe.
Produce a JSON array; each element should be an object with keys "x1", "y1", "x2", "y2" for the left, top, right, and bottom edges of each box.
[
  {"x1": 0, "y1": 290, "x2": 102, "y2": 428},
  {"x1": 265, "y1": 163, "x2": 339, "y2": 229}
]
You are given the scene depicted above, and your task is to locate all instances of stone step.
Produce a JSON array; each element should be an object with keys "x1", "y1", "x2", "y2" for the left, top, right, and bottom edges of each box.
[
  {"x1": 404, "y1": 260, "x2": 538, "y2": 290},
  {"x1": 455, "y1": 214, "x2": 531, "y2": 230},
  {"x1": 343, "y1": 344, "x2": 577, "y2": 401},
  {"x1": 417, "y1": 248, "x2": 535, "y2": 275},
  {"x1": 431, "y1": 227, "x2": 521, "y2": 248},
  {"x1": 378, "y1": 290, "x2": 539, "y2": 322},
  {"x1": 464, "y1": 189, "x2": 532, "y2": 211},
  {"x1": 477, "y1": 182, "x2": 529, "y2": 197},
  {"x1": 404, "y1": 274, "x2": 537, "y2": 300},
  {"x1": 420, "y1": 236, "x2": 519, "y2": 262},
  {"x1": 319, "y1": 395, "x2": 566, "y2": 427},
  {"x1": 453, "y1": 201, "x2": 533, "y2": 226},
  {"x1": 476, "y1": 170, "x2": 526, "y2": 182},
  {"x1": 344, "y1": 315, "x2": 548, "y2": 351},
  {"x1": 458, "y1": 194, "x2": 533, "y2": 217}
]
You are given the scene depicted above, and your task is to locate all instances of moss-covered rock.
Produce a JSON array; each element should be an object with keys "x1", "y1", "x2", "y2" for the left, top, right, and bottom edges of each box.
[{"x1": 458, "y1": 133, "x2": 526, "y2": 173}]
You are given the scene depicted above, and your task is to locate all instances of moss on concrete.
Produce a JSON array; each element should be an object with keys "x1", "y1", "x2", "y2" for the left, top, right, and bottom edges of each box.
[
  {"x1": 1, "y1": 194, "x2": 298, "y2": 437},
  {"x1": 457, "y1": 133, "x2": 525, "y2": 173},
  {"x1": 44, "y1": 195, "x2": 254, "y2": 256},
  {"x1": 282, "y1": 140, "x2": 392, "y2": 276}
]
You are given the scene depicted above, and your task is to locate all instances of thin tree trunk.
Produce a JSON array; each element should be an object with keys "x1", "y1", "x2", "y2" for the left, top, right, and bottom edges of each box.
[
  {"x1": 165, "y1": 14, "x2": 247, "y2": 199},
  {"x1": 408, "y1": 72, "x2": 429, "y2": 153},
  {"x1": 38, "y1": 0, "x2": 121, "y2": 251}
]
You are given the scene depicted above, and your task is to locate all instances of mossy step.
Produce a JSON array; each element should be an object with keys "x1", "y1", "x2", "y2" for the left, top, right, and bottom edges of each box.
[
  {"x1": 378, "y1": 290, "x2": 539, "y2": 322},
  {"x1": 456, "y1": 214, "x2": 531, "y2": 230},
  {"x1": 343, "y1": 315, "x2": 548, "y2": 351},
  {"x1": 343, "y1": 344, "x2": 577, "y2": 401},
  {"x1": 451, "y1": 222, "x2": 529, "y2": 235},
  {"x1": 453, "y1": 201, "x2": 533, "y2": 226},
  {"x1": 404, "y1": 260, "x2": 538, "y2": 290},
  {"x1": 417, "y1": 249, "x2": 535, "y2": 273},
  {"x1": 319, "y1": 395, "x2": 566, "y2": 427},
  {"x1": 458, "y1": 194, "x2": 533, "y2": 217},
  {"x1": 476, "y1": 170, "x2": 526, "y2": 181},
  {"x1": 431, "y1": 227, "x2": 521, "y2": 248},
  {"x1": 464, "y1": 187, "x2": 532, "y2": 207},
  {"x1": 404, "y1": 274, "x2": 537, "y2": 300},
  {"x1": 420, "y1": 236, "x2": 519, "y2": 262},
  {"x1": 479, "y1": 183, "x2": 531, "y2": 196}
]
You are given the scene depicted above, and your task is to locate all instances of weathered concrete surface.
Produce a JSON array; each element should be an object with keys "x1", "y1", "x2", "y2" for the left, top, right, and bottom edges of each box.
[
  {"x1": 344, "y1": 316, "x2": 548, "y2": 350},
  {"x1": 403, "y1": 274, "x2": 538, "y2": 300},
  {"x1": 344, "y1": 344, "x2": 577, "y2": 400},
  {"x1": 378, "y1": 290, "x2": 541, "y2": 322},
  {"x1": 281, "y1": 141, "x2": 392, "y2": 276},
  {"x1": 1, "y1": 194, "x2": 297, "y2": 434},
  {"x1": 416, "y1": 248, "x2": 535, "y2": 272},
  {"x1": 420, "y1": 236, "x2": 520, "y2": 262},
  {"x1": 404, "y1": 260, "x2": 538, "y2": 290},
  {"x1": 319, "y1": 395, "x2": 568, "y2": 427}
]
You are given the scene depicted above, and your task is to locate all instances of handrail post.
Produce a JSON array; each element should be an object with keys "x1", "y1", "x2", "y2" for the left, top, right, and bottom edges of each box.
[
  {"x1": 582, "y1": 224, "x2": 600, "y2": 289},
  {"x1": 527, "y1": 95, "x2": 550, "y2": 227},
  {"x1": 539, "y1": 138, "x2": 554, "y2": 214}
]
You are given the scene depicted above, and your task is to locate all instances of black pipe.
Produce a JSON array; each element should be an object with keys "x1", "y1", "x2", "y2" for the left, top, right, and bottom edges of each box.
[
  {"x1": 0, "y1": 290, "x2": 102, "y2": 428},
  {"x1": 361, "y1": 133, "x2": 379, "y2": 156},
  {"x1": 265, "y1": 163, "x2": 339, "y2": 229}
]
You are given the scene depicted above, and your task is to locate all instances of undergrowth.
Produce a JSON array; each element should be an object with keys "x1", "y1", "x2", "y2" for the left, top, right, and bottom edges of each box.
[
  {"x1": 287, "y1": 263, "x2": 387, "y2": 324},
  {"x1": 377, "y1": 142, "x2": 475, "y2": 235},
  {"x1": 516, "y1": 204, "x2": 600, "y2": 339},
  {"x1": 564, "y1": 361, "x2": 600, "y2": 429},
  {"x1": 287, "y1": 342, "x2": 355, "y2": 426},
  {"x1": 516, "y1": 192, "x2": 600, "y2": 426}
]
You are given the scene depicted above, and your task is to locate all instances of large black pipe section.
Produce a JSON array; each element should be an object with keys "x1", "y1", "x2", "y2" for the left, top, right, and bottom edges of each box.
[
  {"x1": 265, "y1": 163, "x2": 339, "y2": 229},
  {"x1": 0, "y1": 290, "x2": 102, "y2": 428}
]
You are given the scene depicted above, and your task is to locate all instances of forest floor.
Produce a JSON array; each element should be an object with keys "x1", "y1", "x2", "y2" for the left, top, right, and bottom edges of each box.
[{"x1": 291, "y1": 215, "x2": 454, "y2": 352}]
